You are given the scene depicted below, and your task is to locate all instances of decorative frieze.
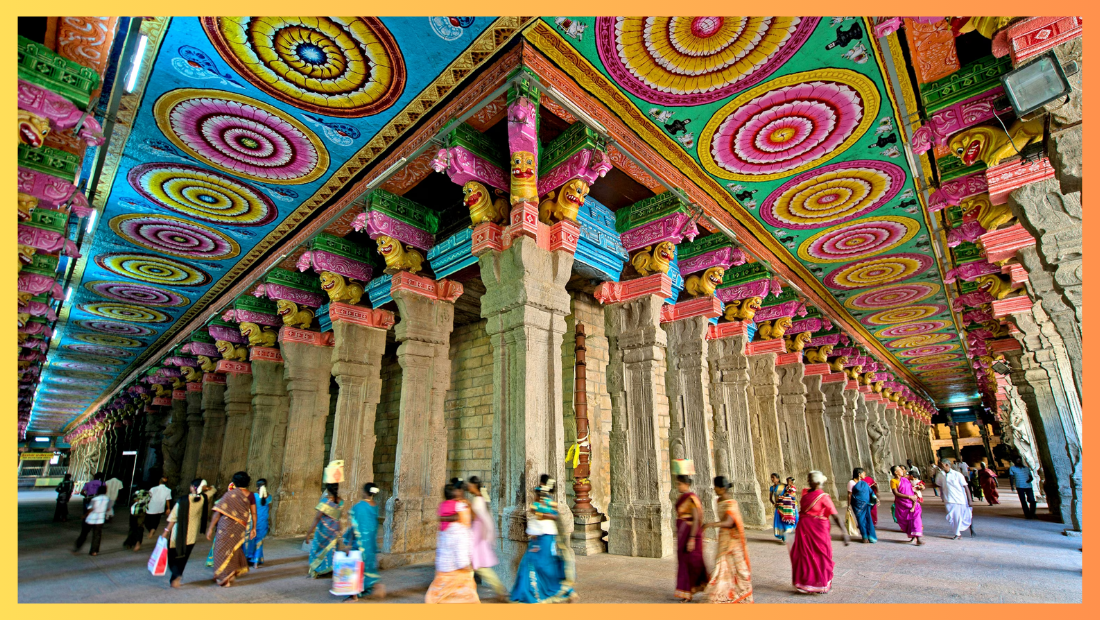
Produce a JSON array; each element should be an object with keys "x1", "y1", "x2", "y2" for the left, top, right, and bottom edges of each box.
[
  {"x1": 17, "y1": 36, "x2": 100, "y2": 109},
  {"x1": 329, "y1": 302, "x2": 395, "y2": 330},
  {"x1": 427, "y1": 228, "x2": 478, "y2": 280},
  {"x1": 389, "y1": 271, "x2": 463, "y2": 303},
  {"x1": 594, "y1": 273, "x2": 672, "y2": 305},
  {"x1": 574, "y1": 196, "x2": 628, "y2": 282},
  {"x1": 985, "y1": 157, "x2": 1056, "y2": 205},
  {"x1": 659, "y1": 296, "x2": 723, "y2": 323}
]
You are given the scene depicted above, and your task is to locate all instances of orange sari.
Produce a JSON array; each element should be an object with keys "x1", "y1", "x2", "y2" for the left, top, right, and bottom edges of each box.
[{"x1": 704, "y1": 498, "x2": 753, "y2": 603}]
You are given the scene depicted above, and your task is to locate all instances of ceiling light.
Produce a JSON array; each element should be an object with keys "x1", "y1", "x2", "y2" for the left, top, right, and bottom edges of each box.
[
  {"x1": 65, "y1": 287, "x2": 73, "y2": 302},
  {"x1": 125, "y1": 35, "x2": 148, "y2": 93},
  {"x1": 952, "y1": 407, "x2": 969, "y2": 412},
  {"x1": 1000, "y1": 52, "x2": 1073, "y2": 116},
  {"x1": 85, "y1": 210, "x2": 97, "y2": 234},
  {"x1": 34, "y1": 437, "x2": 49, "y2": 443}
]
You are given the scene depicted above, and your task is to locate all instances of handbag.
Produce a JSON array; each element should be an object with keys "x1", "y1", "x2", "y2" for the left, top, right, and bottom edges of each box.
[
  {"x1": 147, "y1": 536, "x2": 168, "y2": 576},
  {"x1": 330, "y1": 550, "x2": 364, "y2": 596},
  {"x1": 869, "y1": 491, "x2": 879, "y2": 506},
  {"x1": 844, "y1": 506, "x2": 861, "y2": 537}
]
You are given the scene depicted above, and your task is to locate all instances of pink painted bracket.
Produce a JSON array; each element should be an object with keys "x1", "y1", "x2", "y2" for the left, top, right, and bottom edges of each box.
[
  {"x1": 659, "y1": 296, "x2": 723, "y2": 324},
  {"x1": 988, "y1": 338, "x2": 1022, "y2": 353},
  {"x1": 992, "y1": 295, "x2": 1033, "y2": 318},
  {"x1": 297, "y1": 249, "x2": 373, "y2": 282},
  {"x1": 471, "y1": 222, "x2": 504, "y2": 256},
  {"x1": 706, "y1": 320, "x2": 749, "y2": 341},
  {"x1": 808, "y1": 334, "x2": 842, "y2": 347},
  {"x1": 777, "y1": 352, "x2": 803, "y2": 366},
  {"x1": 250, "y1": 347, "x2": 284, "y2": 363},
  {"x1": 619, "y1": 212, "x2": 699, "y2": 252},
  {"x1": 979, "y1": 223, "x2": 1036, "y2": 263},
  {"x1": 18, "y1": 167, "x2": 90, "y2": 214},
  {"x1": 1002, "y1": 263, "x2": 1029, "y2": 285},
  {"x1": 208, "y1": 324, "x2": 247, "y2": 344},
  {"x1": 985, "y1": 158, "x2": 1056, "y2": 205},
  {"x1": 329, "y1": 302, "x2": 395, "y2": 330},
  {"x1": 804, "y1": 363, "x2": 831, "y2": 376},
  {"x1": 227, "y1": 308, "x2": 281, "y2": 327},
  {"x1": 822, "y1": 371, "x2": 848, "y2": 384},
  {"x1": 357, "y1": 210, "x2": 435, "y2": 252},
  {"x1": 18, "y1": 223, "x2": 79, "y2": 256},
  {"x1": 679, "y1": 246, "x2": 747, "y2": 277},
  {"x1": 278, "y1": 326, "x2": 334, "y2": 347},
  {"x1": 507, "y1": 97, "x2": 539, "y2": 157},
  {"x1": 789, "y1": 316, "x2": 832, "y2": 334},
  {"x1": 911, "y1": 89, "x2": 1009, "y2": 155},
  {"x1": 996, "y1": 16, "x2": 1083, "y2": 64},
  {"x1": 754, "y1": 300, "x2": 807, "y2": 323},
  {"x1": 18, "y1": 80, "x2": 105, "y2": 145},
  {"x1": 716, "y1": 277, "x2": 770, "y2": 304},
  {"x1": 953, "y1": 289, "x2": 995, "y2": 311},
  {"x1": 746, "y1": 339, "x2": 786, "y2": 356},
  {"x1": 202, "y1": 373, "x2": 226, "y2": 385},
  {"x1": 954, "y1": 259, "x2": 1002, "y2": 282},
  {"x1": 182, "y1": 341, "x2": 220, "y2": 357},
  {"x1": 390, "y1": 271, "x2": 464, "y2": 303},
  {"x1": 537, "y1": 148, "x2": 613, "y2": 197},
  {"x1": 927, "y1": 171, "x2": 988, "y2": 211},
  {"x1": 18, "y1": 273, "x2": 63, "y2": 299},
  {"x1": 215, "y1": 360, "x2": 251, "y2": 375},
  {"x1": 430, "y1": 146, "x2": 508, "y2": 191},
  {"x1": 594, "y1": 273, "x2": 673, "y2": 305},
  {"x1": 253, "y1": 282, "x2": 325, "y2": 308}
]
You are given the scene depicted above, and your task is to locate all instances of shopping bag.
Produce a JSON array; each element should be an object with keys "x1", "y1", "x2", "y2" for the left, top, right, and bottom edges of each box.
[
  {"x1": 330, "y1": 550, "x2": 364, "y2": 596},
  {"x1": 147, "y1": 537, "x2": 168, "y2": 576},
  {"x1": 845, "y1": 506, "x2": 861, "y2": 537}
]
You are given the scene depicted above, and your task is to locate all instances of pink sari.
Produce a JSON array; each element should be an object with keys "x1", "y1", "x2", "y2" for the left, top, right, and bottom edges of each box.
[
  {"x1": 895, "y1": 476, "x2": 923, "y2": 538},
  {"x1": 789, "y1": 489, "x2": 837, "y2": 594}
]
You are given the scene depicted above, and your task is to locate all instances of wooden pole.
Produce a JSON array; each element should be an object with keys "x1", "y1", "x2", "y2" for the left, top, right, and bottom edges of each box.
[{"x1": 572, "y1": 323, "x2": 596, "y2": 515}]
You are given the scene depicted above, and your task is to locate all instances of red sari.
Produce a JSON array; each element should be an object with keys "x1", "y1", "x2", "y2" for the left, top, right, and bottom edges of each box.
[
  {"x1": 788, "y1": 489, "x2": 837, "y2": 594},
  {"x1": 864, "y1": 476, "x2": 879, "y2": 524},
  {"x1": 674, "y1": 492, "x2": 707, "y2": 600},
  {"x1": 979, "y1": 468, "x2": 1000, "y2": 505}
]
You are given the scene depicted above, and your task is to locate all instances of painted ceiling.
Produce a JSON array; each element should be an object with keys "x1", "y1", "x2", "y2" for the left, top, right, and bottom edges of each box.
[
  {"x1": 30, "y1": 16, "x2": 514, "y2": 433},
  {"x1": 527, "y1": 16, "x2": 978, "y2": 404}
]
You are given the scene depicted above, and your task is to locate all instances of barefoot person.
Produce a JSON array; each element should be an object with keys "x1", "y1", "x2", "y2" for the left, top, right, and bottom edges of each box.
[
  {"x1": 789, "y1": 471, "x2": 849, "y2": 594},
  {"x1": 163, "y1": 479, "x2": 209, "y2": 588},
  {"x1": 207, "y1": 472, "x2": 254, "y2": 587},
  {"x1": 936, "y1": 459, "x2": 973, "y2": 539},
  {"x1": 702, "y1": 476, "x2": 753, "y2": 603},
  {"x1": 343, "y1": 483, "x2": 384, "y2": 601},
  {"x1": 892, "y1": 466, "x2": 923, "y2": 545},
  {"x1": 673, "y1": 474, "x2": 707, "y2": 602}
]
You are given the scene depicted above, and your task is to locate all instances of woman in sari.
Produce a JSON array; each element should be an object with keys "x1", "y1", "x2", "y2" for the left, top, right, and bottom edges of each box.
[
  {"x1": 307, "y1": 482, "x2": 343, "y2": 578},
  {"x1": 206, "y1": 472, "x2": 255, "y2": 587},
  {"x1": 343, "y1": 482, "x2": 384, "y2": 601},
  {"x1": 427, "y1": 478, "x2": 479, "y2": 603},
  {"x1": 978, "y1": 463, "x2": 1000, "y2": 505},
  {"x1": 673, "y1": 475, "x2": 707, "y2": 601},
  {"x1": 243, "y1": 479, "x2": 269, "y2": 567},
  {"x1": 863, "y1": 473, "x2": 880, "y2": 525},
  {"x1": 892, "y1": 465, "x2": 924, "y2": 545},
  {"x1": 767, "y1": 473, "x2": 783, "y2": 543},
  {"x1": 510, "y1": 476, "x2": 576, "y2": 604},
  {"x1": 789, "y1": 471, "x2": 849, "y2": 594},
  {"x1": 467, "y1": 476, "x2": 507, "y2": 601},
  {"x1": 123, "y1": 489, "x2": 150, "y2": 550},
  {"x1": 702, "y1": 476, "x2": 753, "y2": 604},
  {"x1": 846, "y1": 468, "x2": 876, "y2": 543}
]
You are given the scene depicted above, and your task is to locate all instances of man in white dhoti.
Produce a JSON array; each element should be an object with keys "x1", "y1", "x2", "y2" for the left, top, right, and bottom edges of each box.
[
  {"x1": 935, "y1": 459, "x2": 973, "y2": 539},
  {"x1": 104, "y1": 476, "x2": 124, "y2": 521}
]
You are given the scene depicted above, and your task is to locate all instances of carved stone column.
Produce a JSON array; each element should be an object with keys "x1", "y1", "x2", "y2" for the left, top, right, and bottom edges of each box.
[
  {"x1": 663, "y1": 316, "x2": 717, "y2": 538},
  {"x1": 218, "y1": 365, "x2": 253, "y2": 493},
  {"x1": 246, "y1": 353, "x2": 289, "y2": 521},
  {"x1": 706, "y1": 325, "x2": 766, "y2": 527},
  {"x1": 328, "y1": 304, "x2": 392, "y2": 505},
  {"x1": 847, "y1": 386, "x2": 873, "y2": 475},
  {"x1": 381, "y1": 278, "x2": 457, "y2": 567},
  {"x1": 196, "y1": 374, "x2": 226, "y2": 487},
  {"x1": 821, "y1": 375, "x2": 853, "y2": 492},
  {"x1": 802, "y1": 370, "x2": 838, "y2": 500},
  {"x1": 479, "y1": 236, "x2": 574, "y2": 577},
  {"x1": 884, "y1": 405, "x2": 904, "y2": 469},
  {"x1": 747, "y1": 343, "x2": 785, "y2": 503},
  {"x1": 604, "y1": 290, "x2": 673, "y2": 558},
  {"x1": 141, "y1": 406, "x2": 166, "y2": 482},
  {"x1": 271, "y1": 329, "x2": 334, "y2": 537},
  {"x1": 776, "y1": 357, "x2": 813, "y2": 487},
  {"x1": 178, "y1": 382, "x2": 205, "y2": 492},
  {"x1": 162, "y1": 392, "x2": 187, "y2": 490}
]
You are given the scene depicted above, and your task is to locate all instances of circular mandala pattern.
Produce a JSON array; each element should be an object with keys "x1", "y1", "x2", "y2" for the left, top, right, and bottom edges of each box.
[
  {"x1": 202, "y1": 17, "x2": 405, "y2": 118},
  {"x1": 860, "y1": 304, "x2": 948, "y2": 326},
  {"x1": 52, "y1": 361, "x2": 119, "y2": 373},
  {"x1": 96, "y1": 252, "x2": 211, "y2": 287},
  {"x1": 594, "y1": 17, "x2": 819, "y2": 105},
  {"x1": 898, "y1": 344, "x2": 960, "y2": 358},
  {"x1": 110, "y1": 214, "x2": 240, "y2": 260},
  {"x1": 64, "y1": 344, "x2": 134, "y2": 358},
  {"x1": 887, "y1": 333, "x2": 955, "y2": 349},
  {"x1": 74, "y1": 320, "x2": 156, "y2": 337},
  {"x1": 798, "y1": 216, "x2": 919, "y2": 264},
  {"x1": 57, "y1": 353, "x2": 126, "y2": 366},
  {"x1": 699, "y1": 70, "x2": 879, "y2": 181},
  {"x1": 908, "y1": 353, "x2": 963, "y2": 366},
  {"x1": 155, "y1": 89, "x2": 328, "y2": 184},
  {"x1": 761, "y1": 161, "x2": 904, "y2": 229},
  {"x1": 874, "y1": 321, "x2": 950, "y2": 339},
  {"x1": 913, "y1": 362, "x2": 966, "y2": 373},
  {"x1": 73, "y1": 333, "x2": 145, "y2": 348},
  {"x1": 80, "y1": 303, "x2": 169, "y2": 324},
  {"x1": 128, "y1": 163, "x2": 276, "y2": 226},
  {"x1": 824, "y1": 253, "x2": 934, "y2": 290},
  {"x1": 48, "y1": 377, "x2": 106, "y2": 386},
  {"x1": 844, "y1": 282, "x2": 941, "y2": 311},
  {"x1": 85, "y1": 281, "x2": 190, "y2": 307}
]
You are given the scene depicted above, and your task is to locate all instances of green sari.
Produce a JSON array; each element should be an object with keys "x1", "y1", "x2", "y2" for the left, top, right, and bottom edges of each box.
[{"x1": 308, "y1": 497, "x2": 343, "y2": 578}]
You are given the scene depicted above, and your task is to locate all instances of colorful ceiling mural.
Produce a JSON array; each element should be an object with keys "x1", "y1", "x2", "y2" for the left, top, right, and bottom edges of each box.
[
  {"x1": 27, "y1": 16, "x2": 520, "y2": 432},
  {"x1": 526, "y1": 16, "x2": 977, "y2": 403}
]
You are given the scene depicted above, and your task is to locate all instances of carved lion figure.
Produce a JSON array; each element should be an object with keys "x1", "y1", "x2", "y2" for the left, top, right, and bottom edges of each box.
[
  {"x1": 828, "y1": 355, "x2": 849, "y2": 372},
  {"x1": 18, "y1": 244, "x2": 35, "y2": 269},
  {"x1": 961, "y1": 194, "x2": 1015, "y2": 232},
  {"x1": 375, "y1": 236, "x2": 424, "y2": 274},
  {"x1": 18, "y1": 109, "x2": 50, "y2": 147},
  {"x1": 630, "y1": 241, "x2": 675, "y2": 277},
  {"x1": 240, "y1": 322, "x2": 277, "y2": 348},
  {"x1": 843, "y1": 364, "x2": 864, "y2": 380},
  {"x1": 181, "y1": 366, "x2": 202, "y2": 383},
  {"x1": 538, "y1": 178, "x2": 589, "y2": 224},
  {"x1": 684, "y1": 266, "x2": 725, "y2": 298},
  {"x1": 784, "y1": 330, "x2": 812, "y2": 353},
  {"x1": 723, "y1": 296, "x2": 762, "y2": 323},
  {"x1": 17, "y1": 193, "x2": 38, "y2": 221},
  {"x1": 276, "y1": 299, "x2": 315, "y2": 329},
  {"x1": 509, "y1": 150, "x2": 538, "y2": 205},
  {"x1": 214, "y1": 340, "x2": 248, "y2": 362},
  {"x1": 756, "y1": 316, "x2": 793, "y2": 340},
  {"x1": 804, "y1": 344, "x2": 834, "y2": 364},
  {"x1": 198, "y1": 355, "x2": 218, "y2": 373},
  {"x1": 463, "y1": 181, "x2": 509, "y2": 226},
  {"x1": 153, "y1": 384, "x2": 170, "y2": 398},
  {"x1": 948, "y1": 117, "x2": 1045, "y2": 168},
  {"x1": 975, "y1": 273, "x2": 1016, "y2": 300},
  {"x1": 319, "y1": 271, "x2": 365, "y2": 305}
]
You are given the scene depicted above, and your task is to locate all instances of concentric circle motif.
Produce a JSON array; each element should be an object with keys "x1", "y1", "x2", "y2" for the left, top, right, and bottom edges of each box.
[
  {"x1": 907, "y1": 353, "x2": 963, "y2": 365},
  {"x1": 50, "y1": 377, "x2": 108, "y2": 386},
  {"x1": 96, "y1": 252, "x2": 211, "y2": 287},
  {"x1": 64, "y1": 344, "x2": 133, "y2": 358},
  {"x1": 74, "y1": 320, "x2": 156, "y2": 337},
  {"x1": 128, "y1": 163, "x2": 277, "y2": 226},
  {"x1": 56, "y1": 353, "x2": 126, "y2": 366},
  {"x1": 51, "y1": 361, "x2": 119, "y2": 373},
  {"x1": 110, "y1": 214, "x2": 240, "y2": 260},
  {"x1": 798, "y1": 216, "x2": 920, "y2": 263},
  {"x1": 155, "y1": 89, "x2": 328, "y2": 184},
  {"x1": 913, "y1": 363, "x2": 966, "y2": 373},
  {"x1": 699, "y1": 70, "x2": 879, "y2": 181},
  {"x1": 85, "y1": 281, "x2": 190, "y2": 307},
  {"x1": 898, "y1": 344, "x2": 960, "y2": 358},
  {"x1": 860, "y1": 304, "x2": 947, "y2": 326},
  {"x1": 844, "y1": 282, "x2": 941, "y2": 311},
  {"x1": 73, "y1": 333, "x2": 145, "y2": 348},
  {"x1": 202, "y1": 17, "x2": 406, "y2": 118},
  {"x1": 760, "y1": 161, "x2": 904, "y2": 229},
  {"x1": 80, "y1": 303, "x2": 170, "y2": 324},
  {"x1": 594, "y1": 17, "x2": 819, "y2": 106},
  {"x1": 51, "y1": 369, "x2": 114, "y2": 381},
  {"x1": 886, "y1": 333, "x2": 954, "y2": 349},
  {"x1": 874, "y1": 321, "x2": 949, "y2": 339},
  {"x1": 824, "y1": 253, "x2": 934, "y2": 290}
]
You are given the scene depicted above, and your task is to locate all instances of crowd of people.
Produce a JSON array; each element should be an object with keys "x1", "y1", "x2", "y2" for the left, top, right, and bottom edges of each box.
[{"x1": 52, "y1": 452, "x2": 1035, "y2": 602}]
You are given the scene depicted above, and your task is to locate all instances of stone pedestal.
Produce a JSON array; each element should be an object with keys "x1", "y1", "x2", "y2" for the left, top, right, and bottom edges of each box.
[
  {"x1": 776, "y1": 358, "x2": 813, "y2": 488},
  {"x1": 196, "y1": 376, "x2": 226, "y2": 486},
  {"x1": 247, "y1": 357, "x2": 289, "y2": 523},
  {"x1": 821, "y1": 375, "x2": 853, "y2": 500},
  {"x1": 179, "y1": 384, "x2": 205, "y2": 492},
  {"x1": 478, "y1": 236, "x2": 574, "y2": 579},
  {"x1": 162, "y1": 396, "x2": 187, "y2": 490},
  {"x1": 707, "y1": 329, "x2": 766, "y2": 527},
  {"x1": 381, "y1": 285, "x2": 455, "y2": 568},
  {"x1": 218, "y1": 369, "x2": 253, "y2": 493},
  {"x1": 329, "y1": 305, "x2": 391, "y2": 505},
  {"x1": 571, "y1": 513, "x2": 606, "y2": 557},
  {"x1": 747, "y1": 347, "x2": 785, "y2": 508},
  {"x1": 604, "y1": 294, "x2": 673, "y2": 559},
  {"x1": 271, "y1": 333, "x2": 334, "y2": 537},
  {"x1": 802, "y1": 371, "x2": 839, "y2": 501},
  {"x1": 848, "y1": 387, "x2": 874, "y2": 476}
]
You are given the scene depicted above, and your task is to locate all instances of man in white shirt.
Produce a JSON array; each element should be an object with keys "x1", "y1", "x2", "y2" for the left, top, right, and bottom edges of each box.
[
  {"x1": 74, "y1": 486, "x2": 110, "y2": 555},
  {"x1": 104, "y1": 476, "x2": 124, "y2": 521},
  {"x1": 145, "y1": 476, "x2": 173, "y2": 539},
  {"x1": 956, "y1": 459, "x2": 970, "y2": 479},
  {"x1": 936, "y1": 459, "x2": 973, "y2": 539}
]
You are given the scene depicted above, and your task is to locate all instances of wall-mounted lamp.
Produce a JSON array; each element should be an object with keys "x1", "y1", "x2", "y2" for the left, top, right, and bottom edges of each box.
[{"x1": 1000, "y1": 51, "x2": 1076, "y2": 117}]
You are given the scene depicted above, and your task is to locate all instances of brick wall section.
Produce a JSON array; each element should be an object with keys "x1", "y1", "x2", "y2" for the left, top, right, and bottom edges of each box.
[{"x1": 444, "y1": 320, "x2": 494, "y2": 483}]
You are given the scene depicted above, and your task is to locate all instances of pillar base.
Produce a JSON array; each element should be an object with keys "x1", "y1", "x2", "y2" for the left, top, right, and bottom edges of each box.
[
  {"x1": 571, "y1": 513, "x2": 607, "y2": 556},
  {"x1": 607, "y1": 501, "x2": 673, "y2": 558},
  {"x1": 378, "y1": 550, "x2": 436, "y2": 570}
]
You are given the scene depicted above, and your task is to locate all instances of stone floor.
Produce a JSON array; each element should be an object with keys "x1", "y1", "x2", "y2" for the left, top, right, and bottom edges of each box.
[{"x1": 18, "y1": 486, "x2": 1081, "y2": 603}]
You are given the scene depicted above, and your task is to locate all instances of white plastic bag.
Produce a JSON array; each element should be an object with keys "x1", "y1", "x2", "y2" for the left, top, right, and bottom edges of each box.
[
  {"x1": 330, "y1": 550, "x2": 363, "y2": 596},
  {"x1": 148, "y1": 537, "x2": 168, "y2": 576}
]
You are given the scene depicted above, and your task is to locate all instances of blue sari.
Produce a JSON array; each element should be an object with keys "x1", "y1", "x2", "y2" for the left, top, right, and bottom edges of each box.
[
  {"x1": 343, "y1": 500, "x2": 380, "y2": 596},
  {"x1": 510, "y1": 498, "x2": 575, "y2": 604},
  {"x1": 243, "y1": 498, "x2": 269, "y2": 566},
  {"x1": 850, "y1": 479, "x2": 877, "y2": 543},
  {"x1": 308, "y1": 497, "x2": 343, "y2": 578}
]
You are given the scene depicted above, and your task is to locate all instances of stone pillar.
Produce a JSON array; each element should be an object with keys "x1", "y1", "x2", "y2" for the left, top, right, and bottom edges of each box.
[
  {"x1": 604, "y1": 292, "x2": 674, "y2": 558},
  {"x1": 196, "y1": 374, "x2": 227, "y2": 487},
  {"x1": 271, "y1": 329, "x2": 334, "y2": 537},
  {"x1": 706, "y1": 327, "x2": 767, "y2": 527},
  {"x1": 848, "y1": 387, "x2": 872, "y2": 474},
  {"x1": 217, "y1": 368, "x2": 253, "y2": 492},
  {"x1": 776, "y1": 357, "x2": 813, "y2": 487},
  {"x1": 140, "y1": 407, "x2": 165, "y2": 482},
  {"x1": 479, "y1": 237, "x2": 574, "y2": 577},
  {"x1": 802, "y1": 370, "x2": 839, "y2": 501},
  {"x1": 179, "y1": 383, "x2": 205, "y2": 493},
  {"x1": 821, "y1": 374, "x2": 853, "y2": 497},
  {"x1": 747, "y1": 345, "x2": 785, "y2": 505},
  {"x1": 885, "y1": 405, "x2": 904, "y2": 470},
  {"x1": 328, "y1": 304, "x2": 392, "y2": 504},
  {"x1": 162, "y1": 393, "x2": 187, "y2": 490},
  {"x1": 663, "y1": 316, "x2": 718, "y2": 538},
  {"x1": 247, "y1": 354, "x2": 289, "y2": 521},
  {"x1": 381, "y1": 281, "x2": 456, "y2": 567}
]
